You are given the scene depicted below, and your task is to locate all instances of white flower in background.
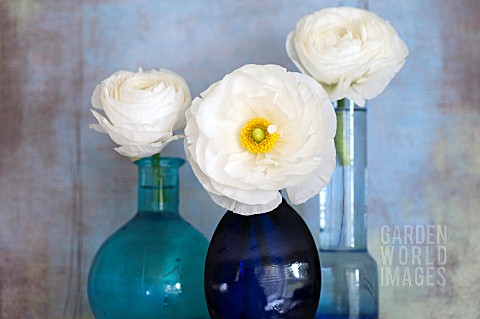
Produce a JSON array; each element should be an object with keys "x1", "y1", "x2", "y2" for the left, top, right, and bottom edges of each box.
[
  {"x1": 286, "y1": 7, "x2": 409, "y2": 106},
  {"x1": 90, "y1": 68, "x2": 191, "y2": 157},
  {"x1": 184, "y1": 64, "x2": 336, "y2": 215}
]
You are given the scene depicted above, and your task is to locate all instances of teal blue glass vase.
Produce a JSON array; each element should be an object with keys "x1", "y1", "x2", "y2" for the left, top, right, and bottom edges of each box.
[
  {"x1": 315, "y1": 99, "x2": 379, "y2": 318},
  {"x1": 87, "y1": 156, "x2": 210, "y2": 319}
]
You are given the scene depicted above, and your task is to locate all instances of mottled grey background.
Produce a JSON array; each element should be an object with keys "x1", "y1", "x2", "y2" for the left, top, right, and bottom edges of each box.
[{"x1": 1, "y1": 0, "x2": 479, "y2": 318}]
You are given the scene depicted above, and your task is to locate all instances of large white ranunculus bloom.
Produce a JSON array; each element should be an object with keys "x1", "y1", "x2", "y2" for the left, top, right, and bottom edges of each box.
[
  {"x1": 90, "y1": 68, "x2": 191, "y2": 157},
  {"x1": 286, "y1": 7, "x2": 409, "y2": 106},
  {"x1": 184, "y1": 64, "x2": 336, "y2": 215}
]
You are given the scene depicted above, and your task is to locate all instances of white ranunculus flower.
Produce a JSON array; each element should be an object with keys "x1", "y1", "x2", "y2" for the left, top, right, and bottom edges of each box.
[
  {"x1": 90, "y1": 68, "x2": 191, "y2": 157},
  {"x1": 184, "y1": 64, "x2": 336, "y2": 215},
  {"x1": 286, "y1": 7, "x2": 409, "y2": 106}
]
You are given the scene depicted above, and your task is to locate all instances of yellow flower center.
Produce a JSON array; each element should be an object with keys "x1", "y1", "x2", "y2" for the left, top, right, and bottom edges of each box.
[{"x1": 240, "y1": 118, "x2": 279, "y2": 154}]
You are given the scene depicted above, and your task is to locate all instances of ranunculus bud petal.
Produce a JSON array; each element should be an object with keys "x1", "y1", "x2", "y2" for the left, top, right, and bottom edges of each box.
[
  {"x1": 115, "y1": 135, "x2": 181, "y2": 158},
  {"x1": 90, "y1": 69, "x2": 191, "y2": 157},
  {"x1": 286, "y1": 7, "x2": 409, "y2": 105}
]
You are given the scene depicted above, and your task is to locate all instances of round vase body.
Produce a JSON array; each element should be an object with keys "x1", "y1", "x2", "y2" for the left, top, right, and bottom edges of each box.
[
  {"x1": 88, "y1": 212, "x2": 209, "y2": 318},
  {"x1": 205, "y1": 199, "x2": 321, "y2": 319}
]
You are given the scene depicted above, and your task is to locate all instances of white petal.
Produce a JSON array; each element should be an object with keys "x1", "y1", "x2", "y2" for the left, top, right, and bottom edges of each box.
[
  {"x1": 286, "y1": 139, "x2": 336, "y2": 205},
  {"x1": 89, "y1": 123, "x2": 106, "y2": 133},
  {"x1": 185, "y1": 134, "x2": 280, "y2": 212},
  {"x1": 91, "y1": 110, "x2": 173, "y2": 145},
  {"x1": 210, "y1": 192, "x2": 282, "y2": 216},
  {"x1": 115, "y1": 135, "x2": 181, "y2": 158},
  {"x1": 286, "y1": 31, "x2": 309, "y2": 76},
  {"x1": 352, "y1": 61, "x2": 405, "y2": 102},
  {"x1": 101, "y1": 91, "x2": 180, "y2": 126},
  {"x1": 91, "y1": 85, "x2": 103, "y2": 110},
  {"x1": 209, "y1": 175, "x2": 279, "y2": 205}
]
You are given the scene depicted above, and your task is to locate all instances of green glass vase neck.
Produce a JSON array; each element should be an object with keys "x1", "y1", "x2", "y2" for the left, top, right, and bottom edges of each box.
[{"x1": 135, "y1": 155, "x2": 185, "y2": 215}]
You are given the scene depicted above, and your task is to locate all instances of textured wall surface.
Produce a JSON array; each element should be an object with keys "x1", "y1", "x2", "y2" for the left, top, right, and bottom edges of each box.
[{"x1": 1, "y1": 0, "x2": 479, "y2": 318}]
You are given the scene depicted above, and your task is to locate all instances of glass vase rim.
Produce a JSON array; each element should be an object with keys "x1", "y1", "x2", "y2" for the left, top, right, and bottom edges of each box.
[
  {"x1": 134, "y1": 155, "x2": 185, "y2": 168},
  {"x1": 334, "y1": 98, "x2": 367, "y2": 111}
]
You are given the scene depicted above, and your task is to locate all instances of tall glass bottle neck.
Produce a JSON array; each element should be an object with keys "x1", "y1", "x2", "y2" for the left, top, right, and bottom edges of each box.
[
  {"x1": 136, "y1": 156, "x2": 184, "y2": 215},
  {"x1": 336, "y1": 0, "x2": 369, "y2": 9},
  {"x1": 319, "y1": 99, "x2": 367, "y2": 251}
]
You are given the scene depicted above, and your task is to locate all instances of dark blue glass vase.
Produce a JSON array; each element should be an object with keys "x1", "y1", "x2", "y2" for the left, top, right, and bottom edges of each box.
[
  {"x1": 204, "y1": 198, "x2": 321, "y2": 319},
  {"x1": 88, "y1": 156, "x2": 210, "y2": 319},
  {"x1": 315, "y1": 99, "x2": 379, "y2": 318}
]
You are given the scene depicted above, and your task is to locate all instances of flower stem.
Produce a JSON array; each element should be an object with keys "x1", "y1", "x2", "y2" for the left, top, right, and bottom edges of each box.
[
  {"x1": 335, "y1": 99, "x2": 351, "y2": 166},
  {"x1": 151, "y1": 153, "x2": 166, "y2": 210}
]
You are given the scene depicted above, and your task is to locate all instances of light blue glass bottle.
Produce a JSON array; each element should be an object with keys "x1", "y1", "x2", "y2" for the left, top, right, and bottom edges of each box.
[
  {"x1": 315, "y1": 99, "x2": 379, "y2": 318},
  {"x1": 88, "y1": 156, "x2": 210, "y2": 319}
]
